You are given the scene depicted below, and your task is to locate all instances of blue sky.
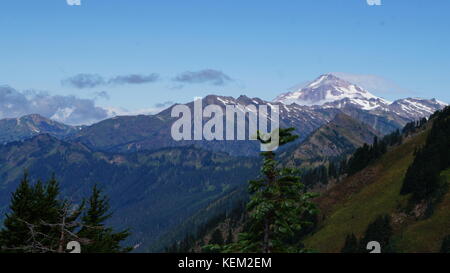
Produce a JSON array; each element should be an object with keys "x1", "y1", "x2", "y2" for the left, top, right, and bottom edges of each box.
[{"x1": 0, "y1": 0, "x2": 449, "y2": 124}]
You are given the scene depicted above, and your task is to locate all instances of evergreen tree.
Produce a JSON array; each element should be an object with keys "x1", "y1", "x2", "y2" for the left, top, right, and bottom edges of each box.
[
  {"x1": 339, "y1": 159, "x2": 348, "y2": 175},
  {"x1": 345, "y1": 129, "x2": 404, "y2": 177},
  {"x1": 440, "y1": 235, "x2": 450, "y2": 253},
  {"x1": 225, "y1": 226, "x2": 233, "y2": 245},
  {"x1": 0, "y1": 173, "x2": 62, "y2": 252},
  {"x1": 359, "y1": 215, "x2": 393, "y2": 253},
  {"x1": 0, "y1": 173, "x2": 34, "y2": 252},
  {"x1": 401, "y1": 106, "x2": 450, "y2": 203},
  {"x1": 77, "y1": 184, "x2": 131, "y2": 253},
  {"x1": 328, "y1": 162, "x2": 337, "y2": 179},
  {"x1": 341, "y1": 233, "x2": 359, "y2": 253},
  {"x1": 0, "y1": 173, "x2": 131, "y2": 253},
  {"x1": 223, "y1": 128, "x2": 318, "y2": 253},
  {"x1": 209, "y1": 229, "x2": 224, "y2": 246}
]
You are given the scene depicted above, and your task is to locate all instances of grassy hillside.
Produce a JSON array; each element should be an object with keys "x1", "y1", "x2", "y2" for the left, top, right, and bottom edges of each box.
[
  {"x1": 393, "y1": 169, "x2": 450, "y2": 252},
  {"x1": 303, "y1": 129, "x2": 449, "y2": 253}
]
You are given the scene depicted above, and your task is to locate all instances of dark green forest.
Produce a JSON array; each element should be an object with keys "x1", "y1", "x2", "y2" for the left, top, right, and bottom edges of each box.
[{"x1": 401, "y1": 107, "x2": 450, "y2": 203}]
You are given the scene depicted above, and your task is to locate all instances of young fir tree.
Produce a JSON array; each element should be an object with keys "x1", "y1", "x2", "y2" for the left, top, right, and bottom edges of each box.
[
  {"x1": 77, "y1": 185, "x2": 131, "y2": 253},
  {"x1": 225, "y1": 226, "x2": 233, "y2": 245},
  {"x1": 0, "y1": 173, "x2": 59, "y2": 252},
  {"x1": 341, "y1": 233, "x2": 360, "y2": 253},
  {"x1": 222, "y1": 128, "x2": 318, "y2": 253},
  {"x1": 441, "y1": 235, "x2": 450, "y2": 253},
  {"x1": 0, "y1": 173, "x2": 81, "y2": 252},
  {"x1": 0, "y1": 173, "x2": 35, "y2": 252},
  {"x1": 209, "y1": 228, "x2": 224, "y2": 246},
  {"x1": 359, "y1": 215, "x2": 393, "y2": 253}
]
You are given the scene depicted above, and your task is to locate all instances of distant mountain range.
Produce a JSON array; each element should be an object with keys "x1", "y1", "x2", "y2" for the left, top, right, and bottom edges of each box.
[
  {"x1": 0, "y1": 73, "x2": 447, "y2": 252},
  {"x1": 1, "y1": 74, "x2": 445, "y2": 156},
  {"x1": 0, "y1": 114, "x2": 81, "y2": 144}
]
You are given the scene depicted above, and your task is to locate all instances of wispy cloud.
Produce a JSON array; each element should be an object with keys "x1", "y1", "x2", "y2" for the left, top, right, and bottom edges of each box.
[
  {"x1": 154, "y1": 101, "x2": 174, "y2": 108},
  {"x1": 332, "y1": 72, "x2": 411, "y2": 95},
  {"x1": 173, "y1": 69, "x2": 233, "y2": 86},
  {"x1": 108, "y1": 74, "x2": 159, "y2": 85},
  {"x1": 62, "y1": 73, "x2": 160, "y2": 89},
  {"x1": 66, "y1": 0, "x2": 81, "y2": 6},
  {"x1": 92, "y1": 91, "x2": 110, "y2": 100},
  {"x1": 62, "y1": 74, "x2": 105, "y2": 89},
  {"x1": 104, "y1": 105, "x2": 169, "y2": 117}
]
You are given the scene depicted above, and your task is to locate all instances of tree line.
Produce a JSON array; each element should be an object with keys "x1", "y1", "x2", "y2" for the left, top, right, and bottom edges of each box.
[
  {"x1": 401, "y1": 106, "x2": 450, "y2": 203},
  {"x1": 341, "y1": 215, "x2": 394, "y2": 253},
  {"x1": 165, "y1": 201, "x2": 247, "y2": 253},
  {"x1": 301, "y1": 129, "x2": 404, "y2": 188},
  {"x1": 341, "y1": 214, "x2": 450, "y2": 253}
]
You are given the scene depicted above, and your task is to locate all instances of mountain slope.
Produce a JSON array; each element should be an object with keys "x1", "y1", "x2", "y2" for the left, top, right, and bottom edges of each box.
[
  {"x1": 394, "y1": 169, "x2": 450, "y2": 252},
  {"x1": 70, "y1": 96, "x2": 424, "y2": 157},
  {"x1": 281, "y1": 113, "x2": 381, "y2": 167},
  {"x1": 0, "y1": 114, "x2": 79, "y2": 144},
  {"x1": 302, "y1": 126, "x2": 449, "y2": 253},
  {"x1": 70, "y1": 95, "x2": 341, "y2": 156},
  {"x1": 0, "y1": 134, "x2": 259, "y2": 251}
]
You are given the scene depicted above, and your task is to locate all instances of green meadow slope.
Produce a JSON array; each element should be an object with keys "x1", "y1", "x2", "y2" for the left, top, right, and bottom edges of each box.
[
  {"x1": 393, "y1": 169, "x2": 450, "y2": 252},
  {"x1": 303, "y1": 130, "x2": 450, "y2": 253}
]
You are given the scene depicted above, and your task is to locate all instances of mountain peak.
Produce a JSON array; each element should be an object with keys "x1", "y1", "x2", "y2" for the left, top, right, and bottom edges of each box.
[
  {"x1": 19, "y1": 113, "x2": 51, "y2": 123},
  {"x1": 274, "y1": 73, "x2": 379, "y2": 107},
  {"x1": 307, "y1": 73, "x2": 346, "y2": 87},
  {"x1": 0, "y1": 114, "x2": 78, "y2": 144}
]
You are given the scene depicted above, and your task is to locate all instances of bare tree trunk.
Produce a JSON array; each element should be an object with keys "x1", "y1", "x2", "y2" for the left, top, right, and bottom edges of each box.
[{"x1": 57, "y1": 206, "x2": 67, "y2": 253}]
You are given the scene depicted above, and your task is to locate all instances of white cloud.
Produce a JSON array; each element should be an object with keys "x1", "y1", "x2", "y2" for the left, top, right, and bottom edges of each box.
[
  {"x1": 367, "y1": 0, "x2": 381, "y2": 6},
  {"x1": 50, "y1": 107, "x2": 76, "y2": 122},
  {"x1": 104, "y1": 105, "x2": 170, "y2": 118},
  {"x1": 66, "y1": 0, "x2": 81, "y2": 6}
]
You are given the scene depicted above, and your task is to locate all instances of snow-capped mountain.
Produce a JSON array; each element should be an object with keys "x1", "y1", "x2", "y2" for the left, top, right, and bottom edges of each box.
[
  {"x1": 274, "y1": 73, "x2": 388, "y2": 108},
  {"x1": 388, "y1": 98, "x2": 448, "y2": 120},
  {"x1": 274, "y1": 73, "x2": 447, "y2": 119}
]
